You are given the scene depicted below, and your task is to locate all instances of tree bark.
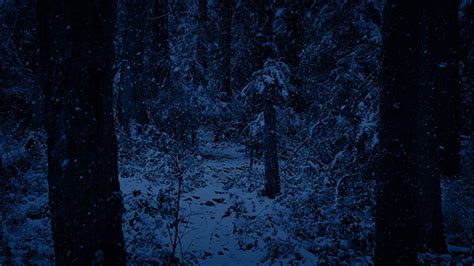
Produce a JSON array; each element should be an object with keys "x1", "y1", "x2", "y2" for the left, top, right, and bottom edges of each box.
[
  {"x1": 197, "y1": 0, "x2": 209, "y2": 88},
  {"x1": 375, "y1": 1, "x2": 421, "y2": 264},
  {"x1": 283, "y1": 0, "x2": 302, "y2": 72},
  {"x1": 122, "y1": 0, "x2": 148, "y2": 125},
  {"x1": 255, "y1": 0, "x2": 274, "y2": 69},
  {"x1": 263, "y1": 98, "x2": 280, "y2": 198},
  {"x1": 438, "y1": 0, "x2": 461, "y2": 177},
  {"x1": 462, "y1": 2, "x2": 474, "y2": 140},
  {"x1": 39, "y1": 0, "x2": 126, "y2": 264},
  {"x1": 150, "y1": 0, "x2": 171, "y2": 90},
  {"x1": 282, "y1": 0, "x2": 305, "y2": 112},
  {"x1": 255, "y1": 0, "x2": 280, "y2": 198},
  {"x1": 415, "y1": 0, "x2": 458, "y2": 253},
  {"x1": 219, "y1": 0, "x2": 233, "y2": 100}
]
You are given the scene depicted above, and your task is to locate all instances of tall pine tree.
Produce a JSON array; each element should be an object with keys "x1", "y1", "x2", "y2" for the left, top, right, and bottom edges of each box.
[
  {"x1": 219, "y1": 0, "x2": 233, "y2": 100},
  {"x1": 254, "y1": 0, "x2": 280, "y2": 198},
  {"x1": 375, "y1": 0, "x2": 421, "y2": 264},
  {"x1": 438, "y1": 0, "x2": 461, "y2": 178},
  {"x1": 416, "y1": 0, "x2": 460, "y2": 253},
  {"x1": 38, "y1": 0, "x2": 126, "y2": 264}
]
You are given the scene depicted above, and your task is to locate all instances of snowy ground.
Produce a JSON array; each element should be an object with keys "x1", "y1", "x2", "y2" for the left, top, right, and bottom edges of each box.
[
  {"x1": 119, "y1": 128, "x2": 321, "y2": 265},
  {"x1": 1, "y1": 127, "x2": 473, "y2": 265}
]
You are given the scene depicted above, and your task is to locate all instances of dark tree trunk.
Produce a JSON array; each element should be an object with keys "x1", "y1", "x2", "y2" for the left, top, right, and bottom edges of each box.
[
  {"x1": 375, "y1": 1, "x2": 421, "y2": 264},
  {"x1": 197, "y1": 0, "x2": 209, "y2": 88},
  {"x1": 282, "y1": 0, "x2": 305, "y2": 112},
  {"x1": 255, "y1": 0, "x2": 280, "y2": 198},
  {"x1": 415, "y1": 0, "x2": 458, "y2": 253},
  {"x1": 39, "y1": 0, "x2": 126, "y2": 264},
  {"x1": 263, "y1": 97, "x2": 280, "y2": 198},
  {"x1": 219, "y1": 0, "x2": 233, "y2": 100},
  {"x1": 149, "y1": 0, "x2": 171, "y2": 90},
  {"x1": 462, "y1": 2, "x2": 474, "y2": 140},
  {"x1": 439, "y1": 0, "x2": 461, "y2": 177},
  {"x1": 255, "y1": 0, "x2": 274, "y2": 69},
  {"x1": 283, "y1": 0, "x2": 302, "y2": 72},
  {"x1": 122, "y1": 0, "x2": 148, "y2": 125}
]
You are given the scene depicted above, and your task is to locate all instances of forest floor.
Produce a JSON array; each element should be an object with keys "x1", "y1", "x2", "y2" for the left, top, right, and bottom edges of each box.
[
  {"x1": 1, "y1": 127, "x2": 473, "y2": 265},
  {"x1": 120, "y1": 128, "x2": 322, "y2": 265}
]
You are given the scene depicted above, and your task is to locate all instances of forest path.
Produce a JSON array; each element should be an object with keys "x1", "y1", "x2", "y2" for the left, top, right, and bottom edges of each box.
[
  {"x1": 119, "y1": 129, "x2": 317, "y2": 264},
  {"x1": 177, "y1": 133, "x2": 271, "y2": 265}
]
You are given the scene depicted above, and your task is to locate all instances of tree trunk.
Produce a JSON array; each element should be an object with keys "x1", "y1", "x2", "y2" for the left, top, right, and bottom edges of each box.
[
  {"x1": 255, "y1": 0, "x2": 280, "y2": 198},
  {"x1": 462, "y1": 3, "x2": 474, "y2": 143},
  {"x1": 150, "y1": 0, "x2": 171, "y2": 90},
  {"x1": 219, "y1": 0, "x2": 233, "y2": 100},
  {"x1": 283, "y1": 0, "x2": 302, "y2": 72},
  {"x1": 415, "y1": 0, "x2": 457, "y2": 253},
  {"x1": 463, "y1": 3, "x2": 474, "y2": 135},
  {"x1": 39, "y1": 0, "x2": 126, "y2": 264},
  {"x1": 439, "y1": 0, "x2": 461, "y2": 177},
  {"x1": 375, "y1": 1, "x2": 421, "y2": 264},
  {"x1": 122, "y1": 0, "x2": 148, "y2": 125},
  {"x1": 263, "y1": 98, "x2": 280, "y2": 198},
  {"x1": 197, "y1": 0, "x2": 209, "y2": 88},
  {"x1": 255, "y1": 0, "x2": 274, "y2": 69},
  {"x1": 282, "y1": 0, "x2": 305, "y2": 112}
]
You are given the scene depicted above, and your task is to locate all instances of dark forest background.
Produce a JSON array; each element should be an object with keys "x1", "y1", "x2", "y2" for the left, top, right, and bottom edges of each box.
[{"x1": 0, "y1": 0, "x2": 473, "y2": 264}]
